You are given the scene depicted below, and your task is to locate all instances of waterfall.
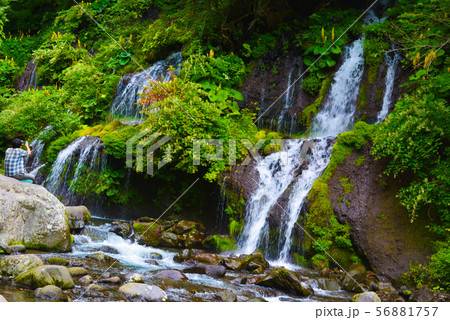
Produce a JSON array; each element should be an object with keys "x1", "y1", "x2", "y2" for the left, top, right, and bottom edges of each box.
[
  {"x1": 110, "y1": 52, "x2": 183, "y2": 120},
  {"x1": 238, "y1": 36, "x2": 366, "y2": 262},
  {"x1": 277, "y1": 57, "x2": 302, "y2": 132},
  {"x1": 44, "y1": 136, "x2": 104, "y2": 205},
  {"x1": 377, "y1": 48, "x2": 400, "y2": 122},
  {"x1": 311, "y1": 37, "x2": 365, "y2": 138},
  {"x1": 16, "y1": 59, "x2": 38, "y2": 91}
]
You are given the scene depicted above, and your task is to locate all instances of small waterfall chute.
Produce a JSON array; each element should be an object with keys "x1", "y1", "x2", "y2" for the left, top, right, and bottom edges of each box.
[{"x1": 377, "y1": 48, "x2": 400, "y2": 122}]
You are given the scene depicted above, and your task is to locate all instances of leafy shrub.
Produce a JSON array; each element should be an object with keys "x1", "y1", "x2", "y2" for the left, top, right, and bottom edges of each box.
[
  {"x1": 0, "y1": 35, "x2": 42, "y2": 67},
  {"x1": 0, "y1": 57, "x2": 18, "y2": 87}
]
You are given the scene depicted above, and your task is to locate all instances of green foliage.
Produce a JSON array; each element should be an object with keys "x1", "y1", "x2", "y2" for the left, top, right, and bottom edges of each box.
[
  {"x1": 241, "y1": 32, "x2": 277, "y2": 60},
  {"x1": 302, "y1": 73, "x2": 322, "y2": 96},
  {"x1": 362, "y1": 22, "x2": 390, "y2": 67},
  {"x1": 0, "y1": 57, "x2": 17, "y2": 86},
  {"x1": 0, "y1": 0, "x2": 9, "y2": 45},
  {"x1": 300, "y1": 77, "x2": 333, "y2": 131},
  {"x1": 44, "y1": 132, "x2": 77, "y2": 164},
  {"x1": 339, "y1": 177, "x2": 355, "y2": 195},
  {"x1": 354, "y1": 155, "x2": 365, "y2": 166},
  {"x1": 0, "y1": 34, "x2": 42, "y2": 67}
]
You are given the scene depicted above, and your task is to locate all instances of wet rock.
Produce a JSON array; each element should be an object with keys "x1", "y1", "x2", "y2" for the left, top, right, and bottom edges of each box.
[
  {"x1": 154, "y1": 269, "x2": 187, "y2": 281},
  {"x1": 87, "y1": 284, "x2": 104, "y2": 292},
  {"x1": 202, "y1": 235, "x2": 237, "y2": 253},
  {"x1": 244, "y1": 250, "x2": 269, "y2": 271},
  {"x1": 160, "y1": 232, "x2": 181, "y2": 248},
  {"x1": 0, "y1": 295, "x2": 7, "y2": 302},
  {"x1": 173, "y1": 220, "x2": 197, "y2": 235},
  {"x1": 98, "y1": 276, "x2": 122, "y2": 285},
  {"x1": 148, "y1": 252, "x2": 163, "y2": 260},
  {"x1": 45, "y1": 257, "x2": 69, "y2": 266},
  {"x1": 78, "y1": 275, "x2": 94, "y2": 284},
  {"x1": 173, "y1": 249, "x2": 192, "y2": 263},
  {"x1": 8, "y1": 245, "x2": 26, "y2": 253},
  {"x1": 145, "y1": 260, "x2": 159, "y2": 266},
  {"x1": 222, "y1": 257, "x2": 247, "y2": 271},
  {"x1": 352, "y1": 291, "x2": 381, "y2": 302},
  {"x1": 214, "y1": 291, "x2": 237, "y2": 302},
  {"x1": 109, "y1": 222, "x2": 133, "y2": 238},
  {"x1": 0, "y1": 175, "x2": 72, "y2": 252},
  {"x1": 34, "y1": 285, "x2": 66, "y2": 301},
  {"x1": 341, "y1": 264, "x2": 367, "y2": 292},
  {"x1": 119, "y1": 283, "x2": 167, "y2": 302},
  {"x1": 377, "y1": 281, "x2": 397, "y2": 295},
  {"x1": 318, "y1": 278, "x2": 341, "y2": 291},
  {"x1": 182, "y1": 263, "x2": 226, "y2": 278},
  {"x1": 14, "y1": 265, "x2": 75, "y2": 289},
  {"x1": 192, "y1": 253, "x2": 220, "y2": 265},
  {"x1": 248, "y1": 297, "x2": 268, "y2": 302},
  {"x1": 0, "y1": 254, "x2": 44, "y2": 278},
  {"x1": 230, "y1": 277, "x2": 247, "y2": 285},
  {"x1": 68, "y1": 267, "x2": 88, "y2": 277},
  {"x1": 133, "y1": 219, "x2": 163, "y2": 247},
  {"x1": 87, "y1": 252, "x2": 116, "y2": 263},
  {"x1": 256, "y1": 268, "x2": 311, "y2": 296},
  {"x1": 125, "y1": 273, "x2": 144, "y2": 283},
  {"x1": 66, "y1": 206, "x2": 91, "y2": 234},
  {"x1": 410, "y1": 287, "x2": 434, "y2": 302},
  {"x1": 246, "y1": 276, "x2": 261, "y2": 285},
  {"x1": 399, "y1": 286, "x2": 412, "y2": 299},
  {"x1": 183, "y1": 229, "x2": 205, "y2": 248},
  {"x1": 91, "y1": 246, "x2": 120, "y2": 255},
  {"x1": 252, "y1": 267, "x2": 265, "y2": 275}
]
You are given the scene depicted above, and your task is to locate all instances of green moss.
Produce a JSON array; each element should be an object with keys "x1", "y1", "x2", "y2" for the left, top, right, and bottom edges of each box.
[
  {"x1": 293, "y1": 253, "x2": 309, "y2": 267},
  {"x1": 367, "y1": 65, "x2": 378, "y2": 85},
  {"x1": 229, "y1": 219, "x2": 244, "y2": 237},
  {"x1": 311, "y1": 254, "x2": 329, "y2": 269},
  {"x1": 46, "y1": 257, "x2": 69, "y2": 265},
  {"x1": 202, "y1": 234, "x2": 237, "y2": 252},
  {"x1": 376, "y1": 88, "x2": 384, "y2": 102},
  {"x1": 339, "y1": 177, "x2": 355, "y2": 194},
  {"x1": 357, "y1": 82, "x2": 368, "y2": 110},
  {"x1": 354, "y1": 155, "x2": 366, "y2": 166},
  {"x1": 300, "y1": 77, "x2": 333, "y2": 133}
]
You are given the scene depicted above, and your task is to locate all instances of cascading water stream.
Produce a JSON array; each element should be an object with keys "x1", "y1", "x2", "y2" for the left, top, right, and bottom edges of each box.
[
  {"x1": 377, "y1": 48, "x2": 400, "y2": 122},
  {"x1": 110, "y1": 52, "x2": 182, "y2": 121},
  {"x1": 238, "y1": 36, "x2": 366, "y2": 263}
]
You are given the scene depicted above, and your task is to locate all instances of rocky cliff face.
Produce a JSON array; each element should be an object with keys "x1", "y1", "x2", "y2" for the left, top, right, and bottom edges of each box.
[
  {"x1": 0, "y1": 175, "x2": 72, "y2": 252},
  {"x1": 327, "y1": 144, "x2": 436, "y2": 281}
]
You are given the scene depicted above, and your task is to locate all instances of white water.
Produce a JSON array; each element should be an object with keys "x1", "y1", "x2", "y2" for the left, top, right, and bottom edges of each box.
[
  {"x1": 110, "y1": 52, "x2": 182, "y2": 120},
  {"x1": 377, "y1": 48, "x2": 400, "y2": 122},
  {"x1": 239, "y1": 36, "x2": 366, "y2": 262},
  {"x1": 312, "y1": 37, "x2": 365, "y2": 137}
]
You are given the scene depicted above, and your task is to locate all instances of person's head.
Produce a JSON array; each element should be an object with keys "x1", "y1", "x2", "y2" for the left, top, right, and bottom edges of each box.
[{"x1": 11, "y1": 138, "x2": 23, "y2": 148}]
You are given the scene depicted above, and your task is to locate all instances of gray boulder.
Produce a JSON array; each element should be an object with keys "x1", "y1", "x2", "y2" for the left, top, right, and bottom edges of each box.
[
  {"x1": 154, "y1": 269, "x2": 187, "y2": 281},
  {"x1": 118, "y1": 283, "x2": 167, "y2": 302},
  {"x1": 0, "y1": 254, "x2": 43, "y2": 278},
  {"x1": 256, "y1": 268, "x2": 311, "y2": 296},
  {"x1": 352, "y1": 291, "x2": 381, "y2": 302},
  {"x1": 0, "y1": 175, "x2": 71, "y2": 252}
]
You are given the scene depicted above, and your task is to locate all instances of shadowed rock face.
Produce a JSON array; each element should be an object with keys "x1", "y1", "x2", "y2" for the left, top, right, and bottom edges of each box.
[
  {"x1": 0, "y1": 175, "x2": 72, "y2": 252},
  {"x1": 327, "y1": 145, "x2": 435, "y2": 281}
]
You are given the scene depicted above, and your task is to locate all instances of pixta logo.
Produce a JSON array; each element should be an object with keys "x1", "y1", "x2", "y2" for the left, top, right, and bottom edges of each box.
[{"x1": 126, "y1": 129, "x2": 172, "y2": 176}]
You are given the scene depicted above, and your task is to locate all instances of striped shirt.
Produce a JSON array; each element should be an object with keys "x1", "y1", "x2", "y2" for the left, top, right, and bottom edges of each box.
[{"x1": 4, "y1": 148, "x2": 28, "y2": 176}]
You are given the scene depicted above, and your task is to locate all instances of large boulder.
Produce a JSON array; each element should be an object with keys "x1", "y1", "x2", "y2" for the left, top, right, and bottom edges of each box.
[
  {"x1": 0, "y1": 175, "x2": 72, "y2": 252},
  {"x1": 133, "y1": 218, "x2": 163, "y2": 247},
  {"x1": 14, "y1": 265, "x2": 75, "y2": 289},
  {"x1": 65, "y1": 206, "x2": 91, "y2": 234},
  {"x1": 0, "y1": 254, "x2": 44, "y2": 278},
  {"x1": 256, "y1": 268, "x2": 311, "y2": 296},
  {"x1": 244, "y1": 249, "x2": 269, "y2": 271},
  {"x1": 118, "y1": 283, "x2": 167, "y2": 302}
]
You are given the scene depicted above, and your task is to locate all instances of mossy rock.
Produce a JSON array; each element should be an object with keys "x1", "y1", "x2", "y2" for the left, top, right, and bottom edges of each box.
[
  {"x1": 68, "y1": 267, "x2": 88, "y2": 277},
  {"x1": 244, "y1": 249, "x2": 269, "y2": 271},
  {"x1": 202, "y1": 235, "x2": 237, "y2": 253},
  {"x1": 256, "y1": 268, "x2": 311, "y2": 296},
  {"x1": 14, "y1": 265, "x2": 75, "y2": 289},
  {"x1": 0, "y1": 254, "x2": 44, "y2": 278},
  {"x1": 45, "y1": 256, "x2": 69, "y2": 266},
  {"x1": 352, "y1": 291, "x2": 381, "y2": 302}
]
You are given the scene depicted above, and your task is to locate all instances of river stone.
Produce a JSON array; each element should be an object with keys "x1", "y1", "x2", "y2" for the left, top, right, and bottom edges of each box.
[
  {"x1": 0, "y1": 175, "x2": 72, "y2": 252},
  {"x1": 125, "y1": 273, "x2": 144, "y2": 283},
  {"x1": 377, "y1": 281, "x2": 397, "y2": 295},
  {"x1": 248, "y1": 297, "x2": 268, "y2": 302},
  {"x1": 0, "y1": 254, "x2": 44, "y2": 278},
  {"x1": 318, "y1": 278, "x2": 341, "y2": 291},
  {"x1": 183, "y1": 229, "x2": 205, "y2": 248},
  {"x1": 98, "y1": 276, "x2": 122, "y2": 285},
  {"x1": 109, "y1": 222, "x2": 132, "y2": 238},
  {"x1": 202, "y1": 235, "x2": 237, "y2": 253},
  {"x1": 214, "y1": 291, "x2": 237, "y2": 302},
  {"x1": 222, "y1": 257, "x2": 247, "y2": 271},
  {"x1": 148, "y1": 252, "x2": 163, "y2": 260},
  {"x1": 0, "y1": 295, "x2": 7, "y2": 302},
  {"x1": 244, "y1": 249, "x2": 269, "y2": 271},
  {"x1": 145, "y1": 260, "x2": 159, "y2": 266},
  {"x1": 14, "y1": 265, "x2": 75, "y2": 289},
  {"x1": 87, "y1": 252, "x2": 116, "y2": 263},
  {"x1": 45, "y1": 256, "x2": 69, "y2": 266},
  {"x1": 352, "y1": 291, "x2": 381, "y2": 302},
  {"x1": 68, "y1": 267, "x2": 88, "y2": 277},
  {"x1": 192, "y1": 253, "x2": 220, "y2": 265},
  {"x1": 34, "y1": 285, "x2": 66, "y2": 301},
  {"x1": 65, "y1": 206, "x2": 91, "y2": 234},
  {"x1": 410, "y1": 287, "x2": 434, "y2": 302},
  {"x1": 119, "y1": 283, "x2": 167, "y2": 302},
  {"x1": 160, "y1": 232, "x2": 181, "y2": 247},
  {"x1": 133, "y1": 220, "x2": 163, "y2": 247},
  {"x1": 9, "y1": 244, "x2": 26, "y2": 253},
  {"x1": 256, "y1": 268, "x2": 311, "y2": 296},
  {"x1": 183, "y1": 263, "x2": 226, "y2": 278},
  {"x1": 78, "y1": 275, "x2": 94, "y2": 284},
  {"x1": 173, "y1": 220, "x2": 197, "y2": 235},
  {"x1": 341, "y1": 263, "x2": 367, "y2": 292},
  {"x1": 154, "y1": 269, "x2": 187, "y2": 281}
]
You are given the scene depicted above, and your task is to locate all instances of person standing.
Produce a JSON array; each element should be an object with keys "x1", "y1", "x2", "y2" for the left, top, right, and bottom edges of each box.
[{"x1": 4, "y1": 138, "x2": 36, "y2": 183}]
